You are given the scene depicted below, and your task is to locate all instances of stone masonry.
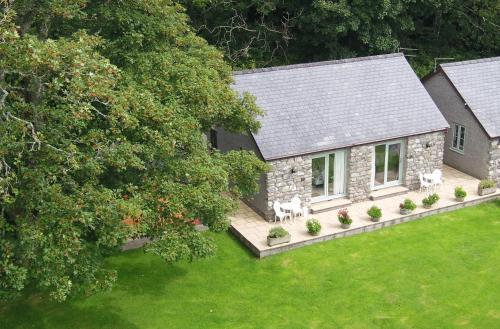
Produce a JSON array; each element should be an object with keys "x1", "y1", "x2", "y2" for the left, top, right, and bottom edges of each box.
[
  {"x1": 264, "y1": 155, "x2": 312, "y2": 221},
  {"x1": 404, "y1": 131, "x2": 445, "y2": 190},
  {"x1": 487, "y1": 139, "x2": 500, "y2": 186},
  {"x1": 347, "y1": 145, "x2": 372, "y2": 202},
  {"x1": 262, "y1": 131, "x2": 446, "y2": 221}
]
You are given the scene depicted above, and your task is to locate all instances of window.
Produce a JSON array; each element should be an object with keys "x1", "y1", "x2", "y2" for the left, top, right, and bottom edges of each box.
[
  {"x1": 209, "y1": 129, "x2": 218, "y2": 149},
  {"x1": 451, "y1": 123, "x2": 465, "y2": 153}
]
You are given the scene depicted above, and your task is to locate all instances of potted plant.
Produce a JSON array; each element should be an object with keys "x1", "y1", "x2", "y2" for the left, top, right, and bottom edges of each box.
[
  {"x1": 337, "y1": 208, "x2": 352, "y2": 229},
  {"x1": 306, "y1": 218, "x2": 322, "y2": 236},
  {"x1": 422, "y1": 193, "x2": 440, "y2": 209},
  {"x1": 367, "y1": 205, "x2": 382, "y2": 222},
  {"x1": 478, "y1": 179, "x2": 497, "y2": 196},
  {"x1": 399, "y1": 198, "x2": 416, "y2": 215},
  {"x1": 267, "y1": 227, "x2": 291, "y2": 246},
  {"x1": 454, "y1": 186, "x2": 467, "y2": 202}
]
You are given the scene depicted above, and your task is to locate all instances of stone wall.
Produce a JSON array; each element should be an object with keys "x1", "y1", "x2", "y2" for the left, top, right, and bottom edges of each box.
[
  {"x1": 347, "y1": 145, "x2": 373, "y2": 202},
  {"x1": 404, "y1": 131, "x2": 445, "y2": 190},
  {"x1": 487, "y1": 139, "x2": 500, "y2": 186},
  {"x1": 264, "y1": 155, "x2": 312, "y2": 220}
]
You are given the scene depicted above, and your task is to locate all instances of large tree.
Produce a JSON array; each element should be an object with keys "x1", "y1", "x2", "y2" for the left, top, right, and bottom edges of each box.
[
  {"x1": 181, "y1": 0, "x2": 500, "y2": 75},
  {"x1": 0, "y1": 0, "x2": 267, "y2": 301}
]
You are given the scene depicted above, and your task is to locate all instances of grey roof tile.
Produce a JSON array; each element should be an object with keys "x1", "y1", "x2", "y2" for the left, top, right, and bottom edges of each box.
[
  {"x1": 233, "y1": 53, "x2": 449, "y2": 160},
  {"x1": 440, "y1": 57, "x2": 500, "y2": 138}
]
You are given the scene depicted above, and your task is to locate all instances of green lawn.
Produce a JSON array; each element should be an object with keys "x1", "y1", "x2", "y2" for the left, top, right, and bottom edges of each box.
[{"x1": 2, "y1": 201, "x2": 500, "y2": 329}]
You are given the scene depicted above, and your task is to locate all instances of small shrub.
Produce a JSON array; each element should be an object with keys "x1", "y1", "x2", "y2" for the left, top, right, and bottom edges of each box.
[
  {"x1": 306, "y1": 219, "x2": 322, "y2": 235},
  {"x1": 337, "y1": 208, "x2": 352, "y2": 225},
  {"x1": 399, "y1": 198, "x2": 417, "y2": 211},
  {"x1": 422, "y1": 193, "x2": 440, "y2": 207},
  {"x1": 367, "y1": 205, "x2": 382, "y2": 220},
  {"x1": 479, "y1": 179, "x2": 496, "y2": 189},
  {"x1": 454, "y1": 186, "x2": 467, "y2": 199},
  {"x1": 267, "y1": 226, "x2": 288, "y2": 238}
]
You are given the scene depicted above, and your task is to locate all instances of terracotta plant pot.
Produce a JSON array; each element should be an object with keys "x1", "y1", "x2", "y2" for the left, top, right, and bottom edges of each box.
[
  {"x1": 267, "y1": 234, "x2": 291, "y2": 247},
  {"x1": 455, "y1": 197, "x2": 465, "y2": 202}
]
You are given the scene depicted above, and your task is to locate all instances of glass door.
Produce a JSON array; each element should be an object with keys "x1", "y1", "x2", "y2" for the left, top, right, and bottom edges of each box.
[
  {"x1": 311, "y1": 151, "x2": 346, "y2": 202},
  {"x1": 372, "y1": 141, "x2": 404, "y2": 189}
]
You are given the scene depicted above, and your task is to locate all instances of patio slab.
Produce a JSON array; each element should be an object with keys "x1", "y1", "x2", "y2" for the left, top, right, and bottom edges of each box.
[{"x1": 229, "y1": 165, "x2": 500, "y2": 258}]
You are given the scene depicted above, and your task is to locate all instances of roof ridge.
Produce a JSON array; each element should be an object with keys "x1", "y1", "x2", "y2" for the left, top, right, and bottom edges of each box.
[
  {"x1": 233, "y1": 53, "x2": 404, "y2": 75},
  {"x1": 440, "y1": 56, "x2": 500, "y2": 68}
]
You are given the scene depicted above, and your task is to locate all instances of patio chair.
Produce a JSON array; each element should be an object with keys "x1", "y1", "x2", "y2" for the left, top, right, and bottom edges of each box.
[
  {"x1": 302, "y1": 206, "x2": 309, "y2": 219},
  {"x1": 419, "y1": 172, "x2": 432, "y2": 193},
  {"x1": 290, "y1": 195, "x2": 303, "y2": 219},
  {"x1": 431, "y1": 169, "x2": 443, "y2": 190},
  {"x1": 273, "y1": 201, "x2": 291, "y2": 224}
]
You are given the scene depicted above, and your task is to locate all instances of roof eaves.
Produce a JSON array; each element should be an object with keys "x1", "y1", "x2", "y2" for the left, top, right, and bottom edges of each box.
[
  {"x1": 440, "y1": 56, "x2": 500, "y2": 68},
  {"x1": 233, "y1": 53, "x2": 404, "y2": 76},
  {"x1": 261, "y1": 127, "x2": 449, "y2": 161}
]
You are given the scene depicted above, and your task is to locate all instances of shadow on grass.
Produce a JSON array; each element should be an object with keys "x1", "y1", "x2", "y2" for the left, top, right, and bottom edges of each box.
[{"x1": 1, "y1": 295, "x2": 139, "y2": 329}]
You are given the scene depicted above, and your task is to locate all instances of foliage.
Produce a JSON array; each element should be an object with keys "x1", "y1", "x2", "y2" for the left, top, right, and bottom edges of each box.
[
  {"x1": 267, "y1": 226, "x2": 288, "y2": 238},
  {"x1": 181, "y1": 0, "x2": 500, "y2": 76},
  {"x1": 337, "y1": 208, "x2": 352, "y2": 225},
  {"x1": 479, "y1": 179, "x2": 496, "y2": 189},
  {"x1": 454, "y1": 186, "x2": 467, "y2": 199},
  {"x1": 306, "y1": 218, "x2": 321, "y2": 235},
  {"x1": 0, "y1": 0, "x2": 267, "y2": 301},
  {"x1": 400, "y1": 198, "x2": 417, "y2": 211},
  {"x1": 422, "y1": 193, "x2": 440, "y2": 206},
  {"x1": 367, "y1": 206, "x2": 382, "y2": 219}
]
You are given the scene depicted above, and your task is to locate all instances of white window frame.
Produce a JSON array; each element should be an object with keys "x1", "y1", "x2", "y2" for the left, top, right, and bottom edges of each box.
[
  {"x1": 371, "y1": 139, "x2": 405, "y2": 190},
  {"x1": 451, "y1": 123, "x2": 465, "y2": 154},
  {"x1": 311, "y1": 150, "x2": 347, "y2": 203}
]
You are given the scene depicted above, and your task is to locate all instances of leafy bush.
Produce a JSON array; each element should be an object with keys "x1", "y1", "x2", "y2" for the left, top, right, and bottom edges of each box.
[
  {"x1": 337, "y1": 208, "x2": 352, "y2": 225},
  {"x1": 479, "y1": 179, "x2": 496, "y2": 189},
  {"x1": 267, "y1": 226, "x2": 289, "y2": 238},
  {"x1": 399, "y1": 198, "x2": 417, "y2": 211},
  {"x1": 306, "y1": 219, "x2": 322, "y2": 235},
  {"x1": 422, "y1": 193, "x2": 440, "y2": 206},
  {"x1": 367, "y1": 206, "x2": 382, "y2": 219},
  {"x1": 454, "y1": 186, "x2": 467, "y2": 199}
]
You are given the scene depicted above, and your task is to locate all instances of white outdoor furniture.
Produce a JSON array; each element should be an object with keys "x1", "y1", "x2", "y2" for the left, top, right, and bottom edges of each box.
[
  {"x1": 290, "y1": 195, "x2": 303, "y2": 218},
  {"x1": 273, "y1": 201, "x2": 291, "y2": 223},
  {"x1": 431, "y1": 169, "x2": 443, "y2": 190},
  {"x1": 419, "y1": 172, "x2": 433, "y2": 193},
  {"x1": 302, "y1": 206, "x2": 309, "y2": 219}
]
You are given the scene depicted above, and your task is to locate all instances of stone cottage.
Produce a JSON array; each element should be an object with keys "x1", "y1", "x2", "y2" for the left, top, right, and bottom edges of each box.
[
  {"x1": 215, "y1": 53, "x2": 449, "y2": 220},
  {"x1": 423, "y1": 56, "x2": 500, "y2": 185}
]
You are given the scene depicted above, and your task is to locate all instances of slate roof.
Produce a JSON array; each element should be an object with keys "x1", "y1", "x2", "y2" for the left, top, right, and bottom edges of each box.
[
  {"x1": 233, "y1": 53, "x2": 449, "y2": 160},
  {"x1": 440, "y1": 57, "x2": 500, "y2": 138}
]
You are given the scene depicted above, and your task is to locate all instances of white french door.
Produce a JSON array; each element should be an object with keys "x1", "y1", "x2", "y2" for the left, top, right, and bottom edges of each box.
[
  {"x1": 372, "y1": 140, "x2": 405, "y2": 189},
  {"x1": 311, "y1": 150, "x2": 346, "y2": 202}
]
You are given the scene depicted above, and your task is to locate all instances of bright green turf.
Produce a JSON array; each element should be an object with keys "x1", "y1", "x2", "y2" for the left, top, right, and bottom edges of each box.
[{"x1": 2, "y1": 201, "x2": 500, "y2": 329}]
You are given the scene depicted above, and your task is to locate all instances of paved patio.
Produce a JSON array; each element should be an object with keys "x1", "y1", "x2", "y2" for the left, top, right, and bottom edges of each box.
[{"x1": 229, "y1": 165, "x2": 500, "y2": 257}]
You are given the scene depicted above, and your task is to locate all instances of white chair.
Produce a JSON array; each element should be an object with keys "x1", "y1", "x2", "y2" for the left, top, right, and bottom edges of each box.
[
  {"x1": 419, "y1": 172, "x2": 432, "y2": 193},
  {"x1": 431, "y1": 169, "x2": 443, "y2": 190},
  {"x1": 290, "y1": 195, "x2": 303, "y2": 219},
  {"x1": 302, "y1": 206, "x2": 309, "y2": 219},
  {"x1": 273, "y1": 201, "x2": 291, "y2": 223}
]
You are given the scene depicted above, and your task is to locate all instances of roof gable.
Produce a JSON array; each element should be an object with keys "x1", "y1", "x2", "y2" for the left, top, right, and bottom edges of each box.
[
  {"x1": 440, "y1": 57, "x2": 500, "y2": 138},
  {"x1": 233, "y1": 53, "x2": 449, "y2": 160}
]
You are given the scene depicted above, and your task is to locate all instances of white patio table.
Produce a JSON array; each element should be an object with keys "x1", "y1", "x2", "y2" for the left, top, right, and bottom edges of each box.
[{"x1": 280, "y1": 202, "x2": 294, "y2": 219}]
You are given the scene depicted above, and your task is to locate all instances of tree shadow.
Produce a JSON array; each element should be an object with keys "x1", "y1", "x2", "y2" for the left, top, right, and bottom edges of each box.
[{"x1": 1, "y1": 296, "x2": 140, "y2": 329}]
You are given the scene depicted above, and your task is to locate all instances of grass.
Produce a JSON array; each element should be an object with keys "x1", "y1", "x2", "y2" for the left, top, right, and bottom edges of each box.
[{"x1": 2, "y1": 201, "x2": 500, "y2": 329}]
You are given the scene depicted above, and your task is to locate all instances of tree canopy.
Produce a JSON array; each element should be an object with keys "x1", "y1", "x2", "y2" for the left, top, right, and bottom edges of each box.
[
  {"x1": 181, "y1": 0, "x2": 500, "y2": 76},
  {"x1": 0, "y1": 0, "x2": 267, "y2": 301}
]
